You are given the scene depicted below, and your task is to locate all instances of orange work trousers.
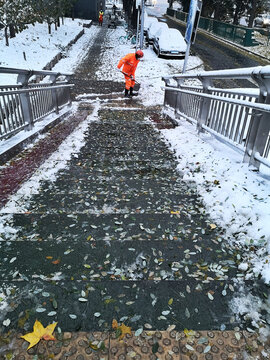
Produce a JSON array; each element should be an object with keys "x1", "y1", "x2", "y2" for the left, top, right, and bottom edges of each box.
[{"x1": 125, "y1": 75, "x2": 135, "y2": 90}]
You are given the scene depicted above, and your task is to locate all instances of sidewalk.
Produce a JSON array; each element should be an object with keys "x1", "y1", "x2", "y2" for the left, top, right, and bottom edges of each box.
[{"x1": 0, "y1": 24, "x2": 269, "y2": 360}]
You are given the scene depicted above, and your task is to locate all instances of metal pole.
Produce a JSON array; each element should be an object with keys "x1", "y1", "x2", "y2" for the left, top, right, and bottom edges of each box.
[
  {"x1": 182, "y1": 41, "x2": 191, "y2": 73},
  {"x1": 136, "y1": 6, "x2": 140, "y2": 51},
  {"x1": 139, "y1": 0, "x2": 145, "y2": 49}
]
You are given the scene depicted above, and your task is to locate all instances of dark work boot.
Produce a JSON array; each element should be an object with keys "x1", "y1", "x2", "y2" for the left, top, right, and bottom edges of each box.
[
  {"x1": 124, "y1": 88, "x2": 130, "y2": 98},
  {"x1": 129, "y1": 87, "x2": 134, "y2": 96}
]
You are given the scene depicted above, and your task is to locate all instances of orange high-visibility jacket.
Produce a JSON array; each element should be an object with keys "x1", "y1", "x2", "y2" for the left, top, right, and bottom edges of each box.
[{"x1": 117, "y1": 53, "x2": 140, "y2": 76}]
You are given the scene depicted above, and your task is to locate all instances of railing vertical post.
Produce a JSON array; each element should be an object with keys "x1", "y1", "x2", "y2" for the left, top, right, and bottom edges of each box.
[
  {"x1": 197, "y1": 77, "x2": 212, "y2": 132},
  {"x1": 17, "y1": 71, "x2": 34, "y2": 130},
  {"x1": 174, "y1": 79, "x2": 184, "y2": 119},
  {"x1": 65, "y1": 75, "x2": 72, "y2": 105},
  {"x1": 49, "y1": 74, "x2": 59, "y2": 114},
  {"x1": 244, "y1": 71, "x2": 270, "y2": 168}
]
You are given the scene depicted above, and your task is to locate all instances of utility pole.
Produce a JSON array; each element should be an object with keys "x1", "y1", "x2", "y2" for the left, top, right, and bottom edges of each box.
[
  {"x1": 139, "y1": 0, "x2": 145, "y2": 49},
  {"x1": 136, "y1": 5, "x2": 140, "y2": 51}
]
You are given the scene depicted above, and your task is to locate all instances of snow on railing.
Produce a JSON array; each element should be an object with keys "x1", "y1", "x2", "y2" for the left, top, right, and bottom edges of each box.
[
  {"x1": 0, "y1": 67, "x2": 74, "y2": 140},
  {"x1": 162, "y1": 65, "x2": 270, "y2": 170}
]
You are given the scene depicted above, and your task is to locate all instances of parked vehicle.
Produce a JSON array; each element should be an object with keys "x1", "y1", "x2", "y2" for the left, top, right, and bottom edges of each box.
[
  {"x1": 146, "y1": 21, "x2": 168, "y2": 44},
  {"x1": 153, "y1": 28, "x2": 187, "y2": 58},
  {"x1": 254, "y1": 14, "x2": 270, "y2": 27},
  {"x1": 152, "y1": 23, "x2": 169, "y2": 42},
  {"x1": 144, "y1": 16, "x2": 158, "y2": 35}
]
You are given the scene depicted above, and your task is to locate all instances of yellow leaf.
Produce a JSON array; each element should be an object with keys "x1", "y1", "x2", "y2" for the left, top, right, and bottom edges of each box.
[
  {"x1": 170, "y1": 211, "x2": 180, "y2": 215},
  {"x1": 168, "y1": 298, "x2": 173, "y2": 305},
  {"x1": 21, "y1": 320, "x2": 57, "y2": 350},
  {"x1": 89, "y1": 341, "x2": 99, "y2": 350},
  {"x1": 112, "y1": 319, "x2": 118, "y2": 329},
  {"x1": 184, "y1": 328, "x2": 195, "y2": 337},
  {"x1": 118, "y1": 323, "x2": 132, "y2": 340},
  {"x1": 209, "y1": 224, "x2": 217, "y2": 230}
]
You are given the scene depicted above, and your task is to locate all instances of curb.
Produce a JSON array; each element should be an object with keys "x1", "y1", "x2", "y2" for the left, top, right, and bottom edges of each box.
[
  {"x1": 0, "y1": 108, "x2": 90, "y2": 208},
  {"x1": 0, "y1": 108, "x2": 72, "y2": 166},
  {"x1": 165, "y1": 15, "x2": 270, "y2": 63},
  {"x1": 42, "y1": 24, "x2": 90, "y2": 71}
]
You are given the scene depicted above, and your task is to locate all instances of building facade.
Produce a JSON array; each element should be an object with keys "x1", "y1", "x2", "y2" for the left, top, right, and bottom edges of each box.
[{"x1": 73, "y1": 0, "x2": 105, "y2": 20}]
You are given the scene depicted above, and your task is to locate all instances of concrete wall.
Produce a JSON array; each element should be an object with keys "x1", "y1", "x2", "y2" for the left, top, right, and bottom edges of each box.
[{"x1": 73, "y1": 0, "x2": 105, "y2": 21}]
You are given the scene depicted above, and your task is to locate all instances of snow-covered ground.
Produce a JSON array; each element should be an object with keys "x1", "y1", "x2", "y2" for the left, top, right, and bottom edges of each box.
[
  {"x1": 161, "y1": 108, "x2": 270, "y2": 286},
  {"x1": 0, "y1": 18, "x2": 98, "y2": 85},
  {"x1": 95, "y1": 25, "x2": 203, "y2": 106}
]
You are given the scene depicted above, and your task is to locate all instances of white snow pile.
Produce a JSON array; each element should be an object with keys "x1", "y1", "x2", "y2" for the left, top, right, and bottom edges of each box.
[
  {"x1": 161, "y1": 111, "x2": 270, "y2": 285},
  {"x1": 0, "y1": 18, "x2": 98, "y2": 85}
]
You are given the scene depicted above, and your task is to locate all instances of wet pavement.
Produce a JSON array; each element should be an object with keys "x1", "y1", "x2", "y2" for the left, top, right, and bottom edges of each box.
[{"x1": 0, "y1": 23, "x2": 269, "y2": 359}]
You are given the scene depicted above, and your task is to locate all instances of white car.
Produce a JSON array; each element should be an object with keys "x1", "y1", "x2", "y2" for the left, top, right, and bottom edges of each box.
[
  {"x1": 254, "y1": 14, "x2": 270, "y2": 27},
  {"x1": 144, "y1": 16, "x2": 158, "y2": 35},
  {"x1": 153, "y1": 28, "x2": 187, "y2": 57},
  {"x1": 146, "y1": 21, "x2": 168, "y2": 43}
]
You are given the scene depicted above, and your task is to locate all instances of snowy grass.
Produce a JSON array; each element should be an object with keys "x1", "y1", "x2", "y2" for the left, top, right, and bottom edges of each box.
[{"x1": 0, "y1": 18, "x2": 96, "y2": 85}]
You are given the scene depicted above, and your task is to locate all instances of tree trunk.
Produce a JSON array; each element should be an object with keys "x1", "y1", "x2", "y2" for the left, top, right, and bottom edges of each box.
[
  {"x1": 55, "y1": 21, "x2": 57, "y2": 31},
  {"x1": 57, "y1": 17, "x2": 60, "y2": 27},
  {"x1": 233, "y1": 5, "x2": 240, "y2": 25},
  {"x1": 9, "y1": 24, "x2": 16, "y2": 38},
  {"x1": 48, "y1": 21, "x2": 51, "y2": 34},
  {"x1": 4, "y1": 26, "x2": 9, "y2": 46},
  {"x1": 62, "y1": 16, "x2": 64, "y2": 25},
  {"x1": 248, "y1": 0, "x2": 257, "y2": 27}
]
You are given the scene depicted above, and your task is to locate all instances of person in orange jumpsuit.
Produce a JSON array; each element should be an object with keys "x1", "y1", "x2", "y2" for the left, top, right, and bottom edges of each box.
[
  {"x1": 99, "y1": 10, "x2": 104, "y2": 26},
  {"x1": 117, "y1": 50, "x2": 144, "y2": 97}
]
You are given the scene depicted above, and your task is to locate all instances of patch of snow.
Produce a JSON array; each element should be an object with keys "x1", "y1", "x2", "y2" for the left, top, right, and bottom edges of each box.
[
  {"x1": 160, "y1": 113, "x2": 270, "y2": 285},
  {"x1": 0, "y1": 18, "x2": 94, "y2": 85},
  {"x1": 97, "y1": 26, "x2": 203, "y2": 106}
]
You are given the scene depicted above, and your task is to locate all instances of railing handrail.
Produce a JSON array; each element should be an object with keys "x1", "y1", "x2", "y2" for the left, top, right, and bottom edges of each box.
[
  {"x1": 0, "y1": 84, "x2": 74, "y2": 96},
  {"x1": 163, "y1": 66, "x2": 270, "y2": 81},
  {"x1": 0, "y1": 66, "x2": 74, "y2": 141},
  {"x1": 163, "y1": 86, "x2": 270, "y2": 113},
  {"x1": 162, "y1": 65, "x2": 270, "y2": 171},
  {"x1": 0, "y1": 66, "x2": 72, "y2": 78}
]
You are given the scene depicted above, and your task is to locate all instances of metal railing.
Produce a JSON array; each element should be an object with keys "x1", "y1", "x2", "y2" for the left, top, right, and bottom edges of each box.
[
  {"x1": 162, "y1": 66, "x2": 270, "y2": 170},
  {"x1": 0, "y1": 67, "x2": 73, "y2": 140},
  {"x1": 167, "y1": 8, "x2": 259, "y2": 47}
]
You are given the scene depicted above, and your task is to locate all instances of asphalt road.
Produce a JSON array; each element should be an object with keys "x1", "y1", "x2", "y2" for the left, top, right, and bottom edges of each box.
[{"x1": 164, "y1": 16, "x2": 270, "y2": 88}]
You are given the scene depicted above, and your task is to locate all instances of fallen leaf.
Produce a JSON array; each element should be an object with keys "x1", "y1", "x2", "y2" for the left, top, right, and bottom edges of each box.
[
  {"x1": 52, "y1": 259, "x2": 60, "y2": 265},
  {"x1": 46, "y1": 256, "x2": 53, "y2": 260},
  {"x1": 112, "y1": 319, "x2": 118, "y2": 329},
  {"x1": 209, "y1": 224, "x2": 217, "y2": 230},
  {"x1": 184, "y1": 329, "x2": 196, "y2": 337},
  {"x1": 21, "y1": 320, "x2": 57, "y2": 350},
  {"x1": 89, "y1": 341, "x2": 98, "y2": 350},
  {"x1": 118, "y1": 323, "x2": 132, "y2": 340}
]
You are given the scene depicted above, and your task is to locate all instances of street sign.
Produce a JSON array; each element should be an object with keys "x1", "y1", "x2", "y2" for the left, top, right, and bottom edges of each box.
[
  {"x1": 185, "y1": 0, "x2": 202, "y2": 44},
  {"x1": 183, "y1": 0, "x2": 202, "y2": 73}
]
